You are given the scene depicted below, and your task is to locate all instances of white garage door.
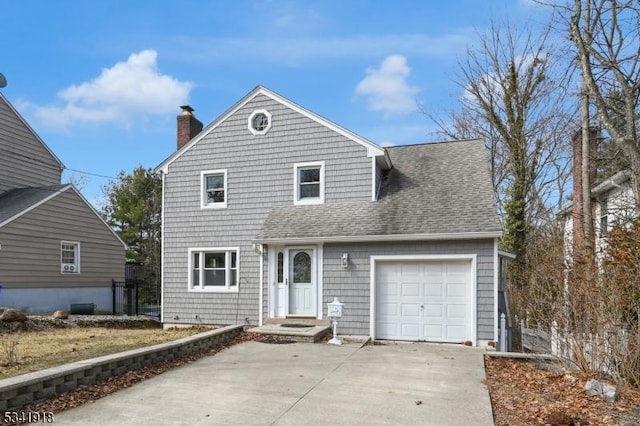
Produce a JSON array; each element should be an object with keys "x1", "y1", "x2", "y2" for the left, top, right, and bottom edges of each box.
[{"x1": 375, "y1": 259, "x2": 473, "y2": 342}]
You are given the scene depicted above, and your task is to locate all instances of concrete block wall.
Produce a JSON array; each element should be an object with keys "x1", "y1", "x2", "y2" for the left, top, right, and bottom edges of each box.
[{"x1": 0, "y1": 325, "x2": 243, "y2": 412}]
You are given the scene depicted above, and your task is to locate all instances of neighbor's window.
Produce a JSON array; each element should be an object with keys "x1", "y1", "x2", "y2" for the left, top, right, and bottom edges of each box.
[
  {"x1": 201, "y1": 169, "x2": 227, "y2": 208},
  {"x1": 600, "y1": 198, "x2": 609, "y2": 235},
  {"x1": 61, "y1": 241, "x2": 80, "y2": 274},
  {"x1": 294, "y1": 161, "x2": 325, "y2": 205},
  {"x1": 190, "y1": 248, "x2": 239, "y2": 292}
]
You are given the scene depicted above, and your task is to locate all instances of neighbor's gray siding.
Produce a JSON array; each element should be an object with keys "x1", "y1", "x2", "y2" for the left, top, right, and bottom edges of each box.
[
  {"x1": 0, "y1": 96, "x2": 62, "y2": 193},
  {"x1": 0, "y1": 188, "x2": 125, "y2": 288},
  {"x1": 163, "y1": 94, "x2": 373, "y2": 325},
  {"x1": 320, "y1": 239, "x2": 496, "y2": 340}
]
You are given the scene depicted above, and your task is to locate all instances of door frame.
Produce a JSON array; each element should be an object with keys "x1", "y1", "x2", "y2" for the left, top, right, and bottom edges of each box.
[
  {"x1": 369, "y1": 254, "x2": 477, "y2": 345},
  {"x1": 268, "y1": 244, "x2": 322, "y2": 319},
  {"x1": 268, "y1": 245, "x2": 286, "y2": 318},
  {"x1": 286, "y1": 247, "x2": 317, "y2": 317}
]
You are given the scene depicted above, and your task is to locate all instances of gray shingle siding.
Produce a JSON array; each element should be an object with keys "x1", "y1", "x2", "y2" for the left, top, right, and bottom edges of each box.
[
  {"x1": 162, "y1": 94, "x2": 374, "y2": 325},
  {"x1": 320, "y1": 240, "x2": 496, "y2": 340},
  {"x1": 0, "y1": 188, "x2": 124, "y2": 288},
  {"x1": 0, "y1": 94, "x2": 125, "y2": 314},
  {"x1": 160, "y1": 87, "x2": 501, "y2": 342},
  {"x1": 0, "y1": 94, "x2": 62, "y2": 193}
]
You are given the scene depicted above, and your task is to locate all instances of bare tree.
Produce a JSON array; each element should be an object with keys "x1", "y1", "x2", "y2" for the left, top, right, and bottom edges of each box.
[
  {"x1": 567, "y1": 0, "x2": 640, "y2": 207},
  {"x1": 428, "y1": 23, "x2": 575, "y2": 265}
]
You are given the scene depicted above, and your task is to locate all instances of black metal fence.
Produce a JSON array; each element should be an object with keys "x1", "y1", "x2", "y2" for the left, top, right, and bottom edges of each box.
[{"x1": 112, "y1": 279, "x2": 161, "y2": 317}]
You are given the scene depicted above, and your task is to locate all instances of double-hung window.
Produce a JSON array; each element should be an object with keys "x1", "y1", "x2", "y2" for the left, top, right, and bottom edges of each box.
[
  {"x1": 294, "y1": 161, "x2": 325, "y2": 205},
  {"x1": 599, "y1": 198, "x2": 608, "y2": 236},
  {"x1": 201, "y1": 169, "x2": 227, "y2": 209},
  {"x1": 190, "y1": 248, "x2": 239, "y2": 292},
  {"x1": 61, "y1": 241, "x2": 80, "y2": 274}
]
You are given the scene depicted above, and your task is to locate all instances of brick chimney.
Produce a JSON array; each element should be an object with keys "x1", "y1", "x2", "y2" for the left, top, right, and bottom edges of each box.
[{"x1": 177, "y1": 105, "x2": 203, "y2": 150}]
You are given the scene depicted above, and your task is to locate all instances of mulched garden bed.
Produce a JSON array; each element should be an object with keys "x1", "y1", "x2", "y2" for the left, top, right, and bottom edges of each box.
[{"x1": 485, "y1": 355, "x2": 640, "y2": 425}]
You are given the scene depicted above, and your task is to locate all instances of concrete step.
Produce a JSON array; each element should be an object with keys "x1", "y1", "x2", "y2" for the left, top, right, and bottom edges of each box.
[
  {"x1": 264, "y1": 318, "x2": 330, "y2": 326},
  {"x1": 247, "y1": 322, "x2": 331, "y2": 343}
]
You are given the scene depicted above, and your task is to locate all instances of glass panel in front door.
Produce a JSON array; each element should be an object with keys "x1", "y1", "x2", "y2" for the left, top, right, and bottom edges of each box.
[{"x1": 293, "y1": 252, "x2": 311, "y2": 283}]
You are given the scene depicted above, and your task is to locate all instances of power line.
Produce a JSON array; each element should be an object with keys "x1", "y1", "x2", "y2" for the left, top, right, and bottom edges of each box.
[
  {"x1": 63, "y1": 168, "x2": 118, "y2": 180},
  {"x1": 0, "y1": 148, "x2": 119, "y2": 180}
]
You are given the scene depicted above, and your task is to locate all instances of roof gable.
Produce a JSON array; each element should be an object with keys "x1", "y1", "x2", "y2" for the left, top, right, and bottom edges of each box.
[
  {"x1": 0, "y1": 185, "x2": 68, "y2": 227},
  {"x1": 156, "y1": 85, "x2": 390, "y2": 173},
  {"x1": 0, "y1": 184, "x2": 126, "y2": 248},
  {"x1": 0, "y1": 93, "x2": 64, "y2": 169}
]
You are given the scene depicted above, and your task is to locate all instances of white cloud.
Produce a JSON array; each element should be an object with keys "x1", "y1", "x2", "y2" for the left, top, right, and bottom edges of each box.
[
  {"x1": 355, "y1": 55, "x2": 421, "y2": 115},
  {"x1": 33, "y1": 50, "x2": 193, "y2": 128}
]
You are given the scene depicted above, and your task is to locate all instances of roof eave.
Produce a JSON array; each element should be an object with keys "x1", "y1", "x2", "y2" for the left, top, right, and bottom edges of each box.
[
  {"x1": 68, "y1": 185, "x2": 128, "y2": 249},
  {"x1": 592, "y1": 169, "x2": 631, "y2": 196},
  {"x1": 0, "y1": 185, "x2": 69, "y2": 228},
  {"x1": 253, "y1": 230, "x2": 503, "y2": 245}
]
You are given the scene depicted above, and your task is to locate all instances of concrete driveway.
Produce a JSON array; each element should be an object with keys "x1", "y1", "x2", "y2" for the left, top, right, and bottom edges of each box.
[{"x1": 54, "y1": 340, "x2": 494, "y2": 425}]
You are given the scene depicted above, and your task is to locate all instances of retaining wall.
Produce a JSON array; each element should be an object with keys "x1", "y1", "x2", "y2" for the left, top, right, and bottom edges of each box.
[{"x1": 0, "y1": 324, "x2": 243, "y2": 412}]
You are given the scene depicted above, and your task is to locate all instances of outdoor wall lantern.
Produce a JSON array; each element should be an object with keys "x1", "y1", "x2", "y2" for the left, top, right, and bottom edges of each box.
[
  {"x1": 341, "y1": 253, "x2": 349, "y2": 269},
  {"x1": 327, "y1": 297, "x2": 344, "y2": 345}
]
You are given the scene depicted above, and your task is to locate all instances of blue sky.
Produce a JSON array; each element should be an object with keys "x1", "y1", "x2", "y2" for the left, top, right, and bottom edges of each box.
[{"x1": 0, "y1": 0, "x2": 550, "y2": 207}]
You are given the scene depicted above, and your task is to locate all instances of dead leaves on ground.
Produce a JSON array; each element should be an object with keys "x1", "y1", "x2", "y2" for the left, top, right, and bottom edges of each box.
[{"x1": 485, "y1": 356, "x2": 640, "y2": 425}]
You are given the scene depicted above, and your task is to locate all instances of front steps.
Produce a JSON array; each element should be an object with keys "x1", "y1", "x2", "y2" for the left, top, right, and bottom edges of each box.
[{"x1": 247, "y1": 318, "x2": 331, "y2": 343}]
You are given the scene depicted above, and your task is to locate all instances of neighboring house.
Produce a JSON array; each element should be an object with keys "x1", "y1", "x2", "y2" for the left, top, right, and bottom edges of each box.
[
  {"x1": 0, "y1": 92, "x2": 126, "y2": 313},
  {"x1": 592, "y1": 170, "x2": 636, "y2": 253},
  {"x1": 563, "y1": 128, "x2": 638, "y2": 263},
  {"x1": 563, "y1": 169, "x2": 637, "y2": 261},
  {"x1": 156, "y1": 86, "x2": 503, "y2": 345}
]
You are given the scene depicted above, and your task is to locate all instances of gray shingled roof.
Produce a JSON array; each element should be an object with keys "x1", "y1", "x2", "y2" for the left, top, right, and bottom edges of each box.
[
  {"x1": 255, "y1": 139, "x2": 502, "y2": 242},
  {"x1": 0, "y1": 185, "x2": 67, "y2": 226}
]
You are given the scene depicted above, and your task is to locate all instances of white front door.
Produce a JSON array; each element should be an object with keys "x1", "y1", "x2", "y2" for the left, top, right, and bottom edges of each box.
[{"x1": 287, "y1": 248, "x2": 316, "y2": 316}]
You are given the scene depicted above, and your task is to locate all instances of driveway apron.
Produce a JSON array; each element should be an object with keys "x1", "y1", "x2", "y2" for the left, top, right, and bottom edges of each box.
[{"x1": 53, "y1": 341, "x2": 493, "y2": 425}]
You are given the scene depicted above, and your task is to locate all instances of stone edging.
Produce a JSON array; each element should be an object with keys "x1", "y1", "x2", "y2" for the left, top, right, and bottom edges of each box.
[
  {"x1": 485, "y1": 351, "x2": 559, "y2": 361},
  {"x1": 0, "y1": 324, "x2": 244, "y2": 412}
]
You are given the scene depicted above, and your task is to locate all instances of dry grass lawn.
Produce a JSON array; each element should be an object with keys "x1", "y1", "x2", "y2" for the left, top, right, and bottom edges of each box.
[{"x1": 0, "y1": 327, "x2": 208, "y2": 380}]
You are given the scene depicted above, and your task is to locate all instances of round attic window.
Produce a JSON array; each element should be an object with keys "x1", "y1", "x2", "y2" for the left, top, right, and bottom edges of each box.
[{"x1": 248, "y1": 109, "x2": 272, "y2": 135}]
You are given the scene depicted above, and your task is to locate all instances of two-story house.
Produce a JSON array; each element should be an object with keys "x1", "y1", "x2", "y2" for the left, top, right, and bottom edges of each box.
[
  {"x1": 0, "y1": 92, "x2": 126, "y2": 313},
  {"x1": 156, "y1": 86, "x2": 502, "y2": 345}
]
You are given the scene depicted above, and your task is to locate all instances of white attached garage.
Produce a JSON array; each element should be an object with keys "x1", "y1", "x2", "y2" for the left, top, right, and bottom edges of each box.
[{"x1": 371, "y1": 256, "x2": 476, "y2": 344}]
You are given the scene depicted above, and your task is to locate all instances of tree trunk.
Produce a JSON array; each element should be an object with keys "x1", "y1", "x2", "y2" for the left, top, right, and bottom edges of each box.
[{"x1": 580, "y1": 85, "x2": 594, "y2": 260}]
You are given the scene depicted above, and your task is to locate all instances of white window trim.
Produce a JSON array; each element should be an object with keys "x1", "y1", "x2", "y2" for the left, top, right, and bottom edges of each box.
[
  {"x1": 293, "y1": 161, "x2": 325, "y2": 206},
  {"x1": 188, "y1": 247, "x2": 240, "y2": 293},
  {"x1": 60, "y1": 241, "x2": 81, "y2": 274},
  {"x1": 248, "y1": 109, "x2": 272, "y2": 135},
  {"x1": 201, "y1": 169, "x2": 228, "y2": 209}
]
